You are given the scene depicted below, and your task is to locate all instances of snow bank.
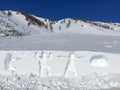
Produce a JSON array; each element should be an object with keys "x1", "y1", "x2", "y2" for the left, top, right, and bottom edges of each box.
[{"x1": 0, "y1": 51, "x2": 120, "y2": 76}]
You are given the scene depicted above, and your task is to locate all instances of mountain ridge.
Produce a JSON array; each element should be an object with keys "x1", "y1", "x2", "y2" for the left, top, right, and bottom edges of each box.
[{"x1": 0, "y1": 10, "x2": 120, "y2": 37}]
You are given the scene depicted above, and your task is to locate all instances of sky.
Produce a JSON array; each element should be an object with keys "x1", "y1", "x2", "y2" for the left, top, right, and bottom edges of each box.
[{"x1": 0, "y1": 0, "x2": 120, "y2": 22}]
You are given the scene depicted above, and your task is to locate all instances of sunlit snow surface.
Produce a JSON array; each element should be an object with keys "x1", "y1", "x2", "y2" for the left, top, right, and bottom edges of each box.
[{"x1": 0, "y1": 33, "x2": 120, "y2": 54}]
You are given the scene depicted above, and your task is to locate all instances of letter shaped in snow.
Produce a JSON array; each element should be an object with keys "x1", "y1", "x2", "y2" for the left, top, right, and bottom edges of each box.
[
  {"x1": 65, "y1": 53, "x2": 78, "y2": 78},
  {"x1": 35, "y1": 51, "x2": 52, "y2": 78},
  {"x1": 41, "y1": 52, "x2": 52, "y2": 77},
  {"x1": 4, "y1": 53, "x2": 17, "y2": 76}
]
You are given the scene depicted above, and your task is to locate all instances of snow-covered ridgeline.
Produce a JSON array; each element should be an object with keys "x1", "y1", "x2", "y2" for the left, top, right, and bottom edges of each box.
[{"x1": 0, "y1": 10, "x2": 120, "y2": 37}]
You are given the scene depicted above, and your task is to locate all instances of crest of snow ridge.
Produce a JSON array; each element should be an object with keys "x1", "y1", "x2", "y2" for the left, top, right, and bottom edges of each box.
[{"x1": 0, "y1": 10, "x2": 120, "y2": 37}]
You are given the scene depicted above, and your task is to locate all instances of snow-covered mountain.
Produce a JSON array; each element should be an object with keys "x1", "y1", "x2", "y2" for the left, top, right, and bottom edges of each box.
[
  {"x1": 1, "y1": 10, "x2": 120, "y2": 90},
  {"x1": 0, "y1": 10, "x2": 120, "y2": 36},
  {"x1": 0, "y1": 10, "x2": 52, "y2": 36}
]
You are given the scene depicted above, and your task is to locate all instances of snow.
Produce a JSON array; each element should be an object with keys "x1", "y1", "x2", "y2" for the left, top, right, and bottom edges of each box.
[
  {"x1": 0, "y1": 51, "x2": 120, "y2": 76},
  {"x1": 0, "y1": 10, "x2": 47, "y2": 36},
  {"x1": 1, "y1": 10, "x2": 120, "y2": 89},
  {"x1": 1, "y1": 10, "x2": 120, "y2": 36},
  {"x1": 64, "y1": 53, "x2": 78, "y2": 78},
  {"x1": 90, "y1": 55, "x2": 109, "y2": 68},
  {"x1": 0, "y1": 33, "x2": 120, "y2": 54},
  {"x1": 35, "y1": 51, "x2": 52, "y2": 77},
  {"x1": 0, "y1": 51, "x2": 120, "y2": 90},
  {"x1": 0, "y1": 70, "x2": 120, "y2": 90},
  {"x1": 4, "y1": 53, "x2": 17, "y2": 73},
  {"x1": 0, "y1": 33, "x2": 6, "y2": 37}
]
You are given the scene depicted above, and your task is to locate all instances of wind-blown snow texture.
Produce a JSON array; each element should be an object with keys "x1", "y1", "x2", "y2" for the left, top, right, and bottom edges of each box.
[{"x1": 1, "y1": 10, "x2": 120, "y2": 90}]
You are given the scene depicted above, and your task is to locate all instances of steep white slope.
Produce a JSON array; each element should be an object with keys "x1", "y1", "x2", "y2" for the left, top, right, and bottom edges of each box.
[{"x1": 0, "y1": 10, "x2": 49, "y2": 36}]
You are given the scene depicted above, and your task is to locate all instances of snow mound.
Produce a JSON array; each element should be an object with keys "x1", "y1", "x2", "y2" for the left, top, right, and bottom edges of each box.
[{"x1": 90, "y1": 55, "x2": 109, "y2": 68}]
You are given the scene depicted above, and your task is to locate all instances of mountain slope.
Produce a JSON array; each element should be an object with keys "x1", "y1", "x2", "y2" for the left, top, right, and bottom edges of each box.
[
  {"x1": 0, "y1": 10, "x2": 50, "y2": 36},
  {"x1": 0, "y1": 10, "x2": 120, "y2": 36}
]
